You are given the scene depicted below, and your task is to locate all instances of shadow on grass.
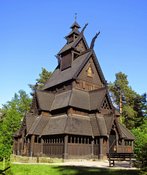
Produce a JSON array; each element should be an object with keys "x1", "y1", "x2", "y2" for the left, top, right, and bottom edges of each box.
[
  {"x1": 0, "y1": 170, "x2": 5, "y2": 175},
  {"x1": 0, "y1": 167, "x2": 11, "y2": 175},
  {"x1": 53, "y1": 166, "x2": 140, "y2": 175}
]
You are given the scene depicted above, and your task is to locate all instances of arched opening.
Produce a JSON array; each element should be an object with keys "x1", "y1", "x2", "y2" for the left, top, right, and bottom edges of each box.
[{"x1": 109, "y1": 129, "x2": 116, "y2": 153}]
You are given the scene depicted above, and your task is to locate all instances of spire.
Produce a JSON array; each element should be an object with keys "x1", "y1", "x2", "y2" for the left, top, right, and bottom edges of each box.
[
  {"x1": 70, "y1": 13, "x2": 80, "y2": 30},
  {"x1": 70, "y1": 21, "x2": 81, "y2": 30},
  {"x1": 65, "y1": 18, "x2": 81, "y2": 43}
]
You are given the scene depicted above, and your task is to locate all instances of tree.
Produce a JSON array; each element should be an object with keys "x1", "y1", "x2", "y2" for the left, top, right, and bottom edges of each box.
[
  {"x1": 132, "y1": 120, "x2": 147, "y2": 168},
  {"x1": 133, "y1": 93, "x2": 147, "y2": 127},
  {"x1": 109, "y1": 72, "x2": 147, "y2": 129},
  {"x1": 28, "y1": 67, "x2": 52, "y2": 91},
  {"x1": 0, "y1": 90, "x2": 31, "y2": 160}
]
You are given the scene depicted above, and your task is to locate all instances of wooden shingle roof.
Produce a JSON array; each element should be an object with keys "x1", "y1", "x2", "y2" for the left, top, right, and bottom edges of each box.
[
  {"x1": 26, "y1": 113, "x2": 108, "y2": 137},
  {"x1": 116, "y1": 121, "x2": 135, "y2": 140},
  {"x1": 26, "y1": 113, "x2": 36, "y2": 133},
  {"x1": 104, "y1": 114, "x2": 114, "y2": 134},
  {"x1": 43, "y1": 51, "x2": 91, "y2": 90},
  {"x1": 42, "y1": 115, "x2": 67, "y2": 135},
  {"x1": 27, "y1": 115, "x2": 49, "y2": 135},
  {"x1": 58, "y1": 25, "x2": 84, "y2": 53},
  {"x1": 51, "y1": 91, "x2": 71, "y2": 111},
  {"x1": 69, "y1": 89, "x2": 90, "y2": 110},
  {"x1": 96, "y1": 114, "x2": 108, "y2": 136},
  {"x1": 64, "y1": 115, "x2": 93, "y2": 136},
  {"x1": 70, "y1": 21, "x2": 81, "y2": 29},
  {"x1": 89, "y1": 87, "x2": 106, "y2": 110},
  {"x1": 36, "y1": 87, "x2": 111, "y2": 112},
  {"x1": 36, "y1": 91, "x2": 54, "y2": 111}
]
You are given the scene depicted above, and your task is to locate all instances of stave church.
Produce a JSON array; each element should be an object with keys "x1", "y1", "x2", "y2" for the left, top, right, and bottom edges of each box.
[{"x1": 13, "y1": 20, "x2": 135, "y2": 160}]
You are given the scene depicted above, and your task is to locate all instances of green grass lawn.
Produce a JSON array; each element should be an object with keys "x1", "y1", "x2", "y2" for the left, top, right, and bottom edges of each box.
[{"x1": 0, "y1": 163, "x2": 141, "y2": 175}]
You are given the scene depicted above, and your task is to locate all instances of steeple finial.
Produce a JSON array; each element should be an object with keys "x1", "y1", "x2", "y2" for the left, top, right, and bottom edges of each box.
[
  {"x1": 74, "y1": 13, "x2": 77, "y2": 21},
  {"x1": 90, "y1": 31, "x2": 100, "y2": 49}
]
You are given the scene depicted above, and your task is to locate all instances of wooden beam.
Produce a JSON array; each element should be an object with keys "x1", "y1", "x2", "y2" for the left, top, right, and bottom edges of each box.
[
  {"x1": 91, "y1": 139, "x2": 94, "y2": 159},
  {"x1": 17, "y1": 138, "x2": 20, "y2": 155},
  {"x1": 40, "y1": 138, "x2": 44, "y2": 156},
  {"x1": 30, "y1": 135, "x2": 35, "y2": 157},
  {"x1": 99, "y1": 137, "x2": 103, "y2": 159},
  {"x1": 63, "y1": 135, "x2": 68, "y2": 159}
]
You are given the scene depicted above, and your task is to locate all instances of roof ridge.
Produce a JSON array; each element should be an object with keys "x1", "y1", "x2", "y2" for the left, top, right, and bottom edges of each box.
[{"x1": 91, "y1": 50, "x2": 107, "y2": 85}]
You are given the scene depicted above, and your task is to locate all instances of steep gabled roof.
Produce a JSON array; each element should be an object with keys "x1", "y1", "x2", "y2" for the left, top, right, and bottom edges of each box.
[
  {"x1": 69, "y1": 89, "x2": 90, "y2": 110},
  {"x1": 70, "y1": 21, "x2": 81, "y2": 29},
  {"x1": 41, "y1": 114, "x2": 68, "y2": 135},
  {"x1": 35, "y1": 86, "x2": 113, "y2": 112},
  {"x1": 104, "y1": 114, "x2": 114, "y2": 134},
  {"x1": 51, "y1": 91, "x2": 71, "y2": 111},
  {"x1": 91, "y1": 50, "x2": 106, "y2": 85},
  {"x1": 58, "y1": 33, "x2": 89, "y2": 55},
  {"x1": 43, "y1": 51, "x2": 91, "y2": 90},
  {"x1": 36, "y1": 91, "x2": 55, "y2": 111},
  {"x1": 26, "y1": 113, "x2": 36, "y2": 133},
  {"x1": 65, "y1": 29, "x2": 80, "y2": 39},
  {"x1": 116, "y1": 120, "x2": 135, "y2": 140},
  {"x1": 58, "y1": 21, "x2": 88, "y2": 55},
  {"x1": 90, "y1": 87, "x2": 106, "y2": 110},
  {"x1": 41, "y1": 114, "x2": 93, "y2": 136},
  {"x1": 96, "y1": 113, "x2": 108, "y2": 136},
  {"x1": 27, "y1": 115, "x2": 49, "y2": 135},
  {"x1": 64, "y1": 115, "x2": 93, "y2": 136}
]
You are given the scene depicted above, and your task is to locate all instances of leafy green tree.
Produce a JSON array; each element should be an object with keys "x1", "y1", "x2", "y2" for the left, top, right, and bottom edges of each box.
[
  {"x1": 29, "y1": 67, "x2": 52, "y2": 91},
  {"x1": 132, "y1": 120, "x2": 147, "y2": 168},
  {"x1": 109, "y1": 72, "x2": 147, "y2": 129},
  {"x1": 0, "y1": 90, "x2": 31, "y2": 160}
]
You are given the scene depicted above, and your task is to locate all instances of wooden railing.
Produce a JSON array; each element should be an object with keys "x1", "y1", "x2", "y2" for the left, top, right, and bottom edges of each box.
[
  {"x1": 116, "y1": 146, "x2": 133, "y2": 153},
  {"x1": 107, "y1": 153, "x2": 134, "y2": 167},
  {"x1": 68, "y1": 143, "x2": 91, "y2": 156},
  {"x1": 43, "y1": 143, "x2": 64, "y2": 158},
  {"x1": 34, "y1": 143, "x2": 41, "y2": 156}
]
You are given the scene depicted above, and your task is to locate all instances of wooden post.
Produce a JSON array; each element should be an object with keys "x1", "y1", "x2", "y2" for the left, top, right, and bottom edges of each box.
[
  {"x1": 116, "y1": 133, "x2": 118, "y2": 153},
  {"x1": 107, "y1": 136, "x2": 109, "y2": 154},
  {"x1": 99, "y1": 137, "x2": 103, "y2": 159},
  {"x1": 122, "y1": 139, "x2": 125, "y2": 153},
  {"x1": 21, "y1": 133, "x2": 24, "y2": 155},
  {"x1": 40, "y1": 138, "x2": 44, "y2": 156},
  {"x1": 30, "y1": 135, "x2": 35, "y2": 157},
  {"x1": 64, "y1": 135, "x2": 68, "y2": 159},
  {"x1": 132, "y1": 141, "x2": 134, "y2": 152},
  {"x1": 17, "y1": 138, "x2": 20, "y2": 155},
  {"x1": 91, "y1": 139, "x2": 94, "y2": 159}
]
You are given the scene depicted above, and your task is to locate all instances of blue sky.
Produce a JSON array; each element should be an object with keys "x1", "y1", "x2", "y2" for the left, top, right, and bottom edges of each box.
[{"x1": 0, "y1": 0, "x2": 147, "y2": 107}]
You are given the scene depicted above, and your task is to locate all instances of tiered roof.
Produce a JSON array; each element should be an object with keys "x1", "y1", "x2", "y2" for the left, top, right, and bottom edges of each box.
[{"x1": 16, "y1": 21, "x2": 135, "y2": 141}]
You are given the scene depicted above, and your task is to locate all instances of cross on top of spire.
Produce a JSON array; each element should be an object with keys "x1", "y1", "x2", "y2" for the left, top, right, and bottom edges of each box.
[
  {"x1": 70, "y1": 13, "x2": 80, "y2": 30},
  {"x1": 75, "y1": 13, "x2": 77, "y2": 21}
]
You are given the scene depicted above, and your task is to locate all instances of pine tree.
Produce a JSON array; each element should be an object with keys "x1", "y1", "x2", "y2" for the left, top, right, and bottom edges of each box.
[
  {"x1": 109, "y1": 72, "x2": 147, "y2": 129},
  {"x1": 28, "y1": 67, "x2": 52, "y2": 91}
]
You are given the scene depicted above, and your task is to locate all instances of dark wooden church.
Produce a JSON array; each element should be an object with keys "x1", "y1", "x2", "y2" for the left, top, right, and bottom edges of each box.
[{"x1": 13, "y1": 21, "x2": 135, "y2": 160}]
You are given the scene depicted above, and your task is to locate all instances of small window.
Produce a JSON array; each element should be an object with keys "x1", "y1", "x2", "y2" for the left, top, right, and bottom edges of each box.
[
  {"x1": 87, "y1": 66, "x2": 93, "y2": 77},
  {"x1": 125, "y1": 140, "x2": 132, "y2": 146}
]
